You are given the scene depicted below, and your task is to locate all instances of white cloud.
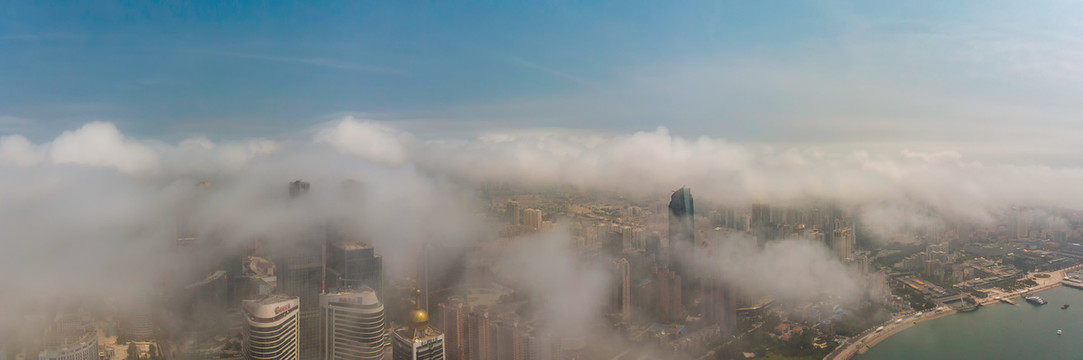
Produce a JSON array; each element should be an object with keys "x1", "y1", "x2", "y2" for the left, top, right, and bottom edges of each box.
[
  {"x1": 0, "y1": 134, "x2": 46, "y2": 166},
  {"x1": 48, "y1": 122, "x2": 161, "y2": 174},
  {"x1": 314, "y1": 117, "x2": 411, "y2": 166}
]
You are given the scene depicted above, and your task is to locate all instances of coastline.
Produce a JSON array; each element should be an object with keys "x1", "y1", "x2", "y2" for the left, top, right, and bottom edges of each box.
[{"x1": 825, "y1": 268, "x2": 1071, "y2": 360}]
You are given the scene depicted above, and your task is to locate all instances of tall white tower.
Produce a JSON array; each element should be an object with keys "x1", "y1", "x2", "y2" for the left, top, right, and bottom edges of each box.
[
  {"x1": 243, "y1": 295, "x2": 301, "y2": 360},
  {"x1": 320, "y1": 287, "x2": 387, "y2": 360}
]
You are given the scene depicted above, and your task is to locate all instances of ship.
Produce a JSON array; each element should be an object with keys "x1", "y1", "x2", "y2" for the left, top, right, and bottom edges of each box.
[
  {"x1": 1025, "y1": 296, "x2": 1048, "y2": 305},
  {"x1": 1062, "y1": 304, "x2": 1070, "y2": 309},
  {"x1": 1063, "y1": 279, "x2": 1083, "y2": 290}
]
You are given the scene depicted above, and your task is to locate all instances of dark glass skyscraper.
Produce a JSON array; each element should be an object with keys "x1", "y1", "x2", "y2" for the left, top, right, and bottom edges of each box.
[{"x1": 668, "y1": 187, "x2": 695, "y2": 268}]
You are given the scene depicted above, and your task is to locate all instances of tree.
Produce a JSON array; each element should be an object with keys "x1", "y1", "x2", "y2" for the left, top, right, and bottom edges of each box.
[
  {"x1": 148, "y1": 344, "x2": 158, "y2": 360},
  {"x1": 127, "y1": 343, "x2": 138, "y2": 360}
]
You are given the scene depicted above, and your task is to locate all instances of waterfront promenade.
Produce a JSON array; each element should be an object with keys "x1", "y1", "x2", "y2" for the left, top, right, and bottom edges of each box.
[{"x1": 825, "y1": 266, "x2": 1081, "y2": 360}]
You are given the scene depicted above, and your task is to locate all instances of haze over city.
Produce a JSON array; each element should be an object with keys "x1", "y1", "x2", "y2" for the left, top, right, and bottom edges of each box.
[{"x1": 4, "y1": 2, "x2": 1083, "y2": 360}]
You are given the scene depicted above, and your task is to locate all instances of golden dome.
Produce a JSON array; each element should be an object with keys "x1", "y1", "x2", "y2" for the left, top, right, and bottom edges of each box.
[{"x1": 408, "y1": 308, "x2": 429, "y2": 329}]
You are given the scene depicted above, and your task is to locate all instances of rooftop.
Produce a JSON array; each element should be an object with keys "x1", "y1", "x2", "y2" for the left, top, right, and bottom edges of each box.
[
  {"x1": 253, "y1": 294, "x2": 295, "y2": 305},
  {"x1": 333, "y1": 241, "x2": 373, "y2": 251},
  {"x1": 393, "y1": 324, "x2": 443, "y2": 343}
]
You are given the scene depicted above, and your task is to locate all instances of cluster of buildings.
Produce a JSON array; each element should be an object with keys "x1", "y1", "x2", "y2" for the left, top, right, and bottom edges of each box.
[
  {"x1": 176, "y1": 180, "x2": 445, "y2": 360},
  {"x1": 768, "y1": 323, "x2": 804, "y2": 342}
]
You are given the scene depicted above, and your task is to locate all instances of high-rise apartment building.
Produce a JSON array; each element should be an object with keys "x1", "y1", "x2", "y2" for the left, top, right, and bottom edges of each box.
[
  {"x1": 522, "y1": 209, "x2": 543, "y2": 230},
  {"x1": 320, "y1": 287, "x2": 387, "y2": 360},
  {"x1": 702, "y1": 282, "x2": 737, "y2": 334},
  {"x1": 830, "y1": 227, "x2": 855, "y2": 262},
  {"x1": 492, "y1": 317, "x2": 521, "y2": 360},
  {"x1": 437, "y1": 297, "x2": 470, "y2": 360},
  {"x1": 654, "y1": 267, "x2": 682, "y2": 323},
  {"x1": 611, "y1": 258, "x2": 631, "y2": 322},
  {"x1": 392, "y1": 290, "x2": 446, "y2": 360},
  {"x1": 506, "y1": 201, "x2": 521, "y2": 226},
  {"x1": 243, "y1": 295, "x2": 301, "y2": 360},
  {"x1": 467, "y1": 307, "x2": 491, "y2": 360}
]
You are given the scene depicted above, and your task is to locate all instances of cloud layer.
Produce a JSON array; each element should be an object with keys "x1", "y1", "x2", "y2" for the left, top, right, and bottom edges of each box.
[{"x1": 3, "y1": 116, "x2": 1082, "y2": 343}]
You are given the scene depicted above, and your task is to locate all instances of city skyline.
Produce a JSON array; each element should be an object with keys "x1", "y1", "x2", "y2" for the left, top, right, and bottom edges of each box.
[{"x1": 5, "y1": 2, "x2": 1083, "y2": 360}]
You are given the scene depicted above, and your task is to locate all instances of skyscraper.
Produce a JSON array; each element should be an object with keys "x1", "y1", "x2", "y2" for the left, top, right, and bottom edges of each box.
[
  {"x1": 320, "y1": 287, "x2": 387, "y2": 360},
  {"x1": 392, "y1": 290, "x2": 446, "y2": 360},
  {"x1": 325, "y1": 240, "x2": 383, "y2": 298},
  {"x1": 668, "y1": 188, "x2": 695, "y2": 268},
  {"x1": 522, "y1": 208, "x2": 543, "y2": 230},
  {"x1": 467, "y1": 308, "x2": 491, "y2": 360},
  {"x1": 611, "y1": 258, "x2": 631, "y2": 322},
  {"x1": 275, "y1": 180, "x2": 326, "y2": 360},
  {"x1": 506, "y1": 201, "x2": 521, "y2": 226},
  {"x1": 492, "y1": 317, "x2": 522, "y2": 360},
  {"x1": 654, "y1": 267, "x2": 682, "y2": 323},
  {"x1": 40, "y1": 314, "x2": 98, "y2": 360},
  {"x1": 290, "y1": 180, "x2": 311, "y2": 197},
  {"x1": 830, "y1": 226, "x2": 855, "y2": 262},
  {"x1": 123, "y1": 299, "x2": 154, "y2": 341},
  {"x1": 437, "y1": 297, "x2": 470, "y2": 360},
  {"x1": 243, "y1": 295, "x2": 301, "y2": 360}
]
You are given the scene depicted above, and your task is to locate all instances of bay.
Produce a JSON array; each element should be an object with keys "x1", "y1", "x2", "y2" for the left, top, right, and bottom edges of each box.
[{"x1": 858, "y1": 286, "x2": 1083, "y2": 360}]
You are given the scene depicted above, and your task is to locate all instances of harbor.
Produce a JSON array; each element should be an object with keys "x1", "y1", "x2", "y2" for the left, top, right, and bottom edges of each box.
[{"x1": 857, "y1": 286, "x2": 1083, "y2": 360}]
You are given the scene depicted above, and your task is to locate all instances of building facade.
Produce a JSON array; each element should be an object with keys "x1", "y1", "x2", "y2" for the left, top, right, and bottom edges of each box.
[
  {"x1": 319, "y1": 288, "x2": 387, "y2": 360},
  {"x1": 243, "y1": 295, "x2": 301, "y2": 360},
  {"x1": 392, "y1": 291, "x2": 446, "y2": 360},
  {"x1": 38, "y1": 331, "x2": 97, "y2": 360}
]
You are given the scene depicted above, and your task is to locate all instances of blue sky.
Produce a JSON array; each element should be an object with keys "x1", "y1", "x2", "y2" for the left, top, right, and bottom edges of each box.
[{"x1": 3, "y1": 1, "x2": 1083, "y2": 161}]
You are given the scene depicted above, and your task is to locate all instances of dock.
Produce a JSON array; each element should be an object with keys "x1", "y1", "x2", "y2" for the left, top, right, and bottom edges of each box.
[
  {"x1": 1063, "y1": 280, "x2": 1083, "y2": 290},
  {"x1": 1000, "y1": 298, "x2": 1016, "y2": 305}
]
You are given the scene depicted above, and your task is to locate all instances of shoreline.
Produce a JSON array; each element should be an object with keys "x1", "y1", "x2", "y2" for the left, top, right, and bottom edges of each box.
[{"x1": 825, "y1": 268, "x2": 1071, "y2": 360}]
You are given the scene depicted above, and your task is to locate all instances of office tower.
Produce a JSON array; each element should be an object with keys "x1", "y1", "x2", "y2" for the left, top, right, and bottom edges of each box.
[
  {"x1": 392, "y1": 290, "x2": 446, "y2": 360},
  {"x1": 275, "y1": 245, "x2": 323, "y2": 360},
  {"x1": 276, "y1": 181, "x2": 326, "y2": 360},
  {"x1": 123, "y1": 299, "x2": 154, "y2": 341},
  {"x1": 416, "y1": 243, "x2": 468, "y2": 312},
  {"x1": 830, "y1": 226, "x2": 855, "y2": 262},
  {"x1": 506, "y1": 201, "x2": 521, "y2": 226},
  {"x1": 611, "y1": 258, "x2": 631, "y2": 322},
  {"x1": 243, "y1": 295, "x2": 300, "y2": 360},
  {"x1": 38, "y1": 331, "x2": 97, "y2": 360},
  {"x1": 173, "y1": 181, "x2": 212, "y2": 248},
  {"x1": 325, "y1": 240, "x2": 383, "y2": 298},
  {"x1": 40, "y1": 313, "x2": 97, "y2": 360},
  {"x1": 184, "y1": 270, "x2": 229, "y2": 331},
  {"x1": 437, "y1": 297, "x2": 470, "y2": 360},
  {"x1": 467, "y1": 307, "x2": 491, "y2": 360},
  {"x1": 320, "y1": 287, "x2": 387, "y2": 360},
  {"x1": 668, "y1": 188, "x2": 695, "y2": 268}
]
